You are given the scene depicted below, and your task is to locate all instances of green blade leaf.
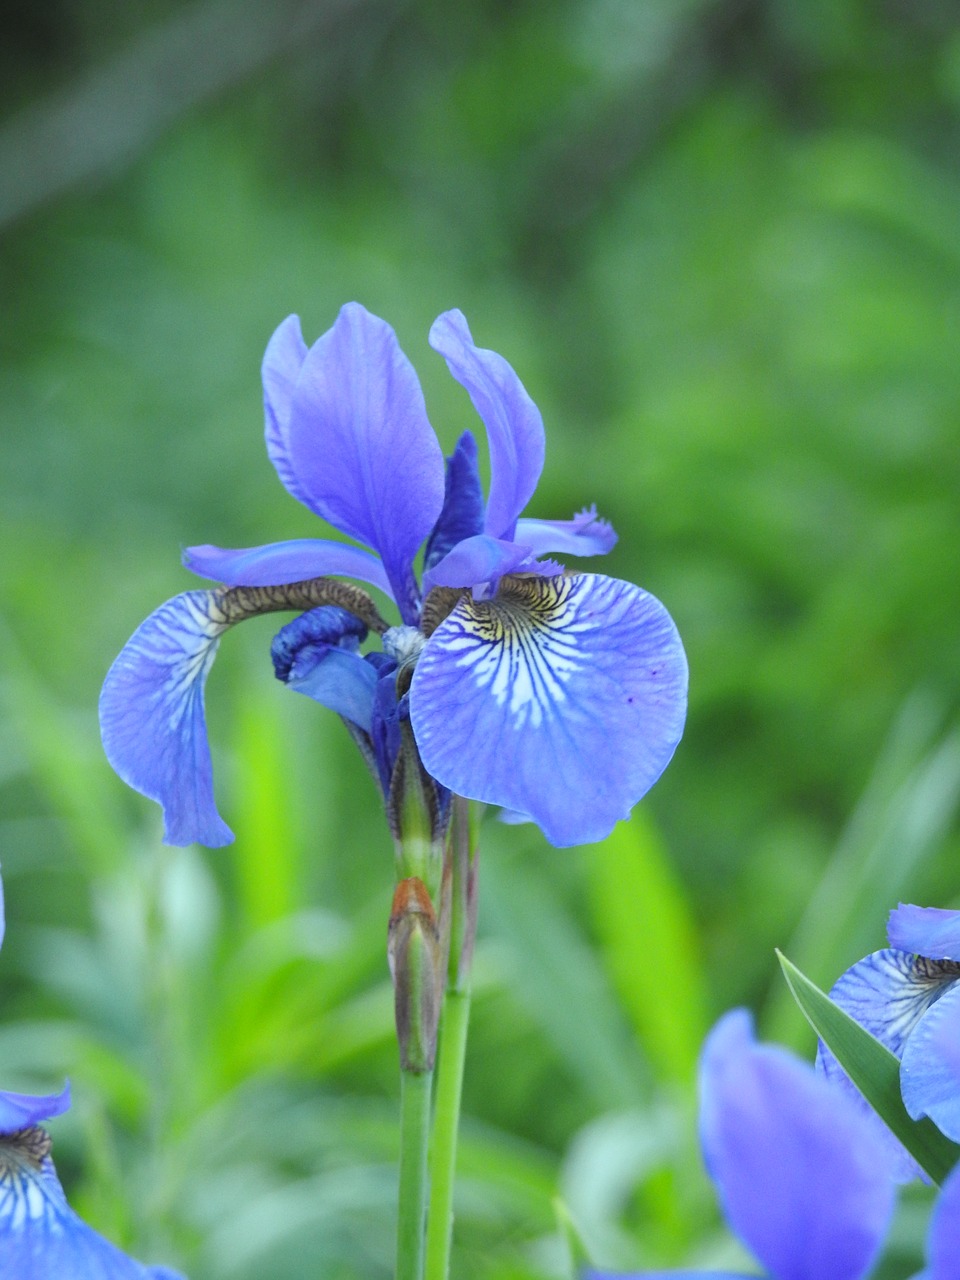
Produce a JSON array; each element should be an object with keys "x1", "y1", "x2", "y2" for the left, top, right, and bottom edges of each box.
[{"x1": 777, "y1": 950, "x2": 960, "y2": 1185}]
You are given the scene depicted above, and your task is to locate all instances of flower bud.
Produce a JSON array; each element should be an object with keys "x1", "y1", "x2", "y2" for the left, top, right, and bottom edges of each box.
[{"x1": 388, "y1": 878, "x2": 443, "y2": 1074}]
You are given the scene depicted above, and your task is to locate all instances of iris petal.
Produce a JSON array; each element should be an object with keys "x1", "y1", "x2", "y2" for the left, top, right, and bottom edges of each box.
[
  {"x1": 429, "y1": 310, "x2": 545, "y2": 542},
  {"x1": 285, "y1": 302, "x2": 445, "y2": 622},
  {"x1": 700, "y1": 1010, "x2": 895, "y2": 1280},
  {"x1": 271, "y1": 608, "x2": 377, "y2": 733},
  {"x1": 888, "y1": 905, "x2": 960, "y2": 962},
  {"x1": 900, "y1": 982, "x2": 960, "y2": 1141},
  {"x1": 515, "y1": 506, "x2": 617, "y2": 558},
  {"x1": 262, "y1": 314, "x2": 310, "y2": 506},
  {"x1": 409, "y1": 573, "x2": 687, "y2": 847},
  {"x1": 183, "y1": 539, "x2": 391, "y2": 597},
  {"x1": 816, "y1": 948, "x2": 960, "y2": 1182},
  {"x1": 0, "y1": 1141, "x2": 184, "y2": 1277},
  {"x1": 0, "y1": 1085, "x2": 70, "y2": 1134},
  {"x1": 422, "y1": 535, "x2": 549, "y2": 593},
  {"x1": 99, "y1": 592, "x2": 233, "y2": 847},
  {"x1": 925, "y1": 1160, "x2": 960, "y2": 1280},
  {"x1": 423, "y1": 431, "x2": 486, "y2": 573}
]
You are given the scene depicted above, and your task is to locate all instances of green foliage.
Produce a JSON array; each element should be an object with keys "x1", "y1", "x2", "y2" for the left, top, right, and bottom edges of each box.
[{"x1": 2, "y1": 0, "x2": 960, "y2": 1274}]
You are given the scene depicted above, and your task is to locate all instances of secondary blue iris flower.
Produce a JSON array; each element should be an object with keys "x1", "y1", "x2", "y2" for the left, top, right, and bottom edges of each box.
[
  {"x1": 0, "y1": 874, "x2": 185, "y2": 1278},
  {"x1": 818, "y1": 904, "x2": 960, "y2": 1181},
  {"x1": 100, "y1": 303, "x2": 687, "y2": 848},
  {"x1": 587, "y1": 1008, "x2": 897, "y2": 1280}
]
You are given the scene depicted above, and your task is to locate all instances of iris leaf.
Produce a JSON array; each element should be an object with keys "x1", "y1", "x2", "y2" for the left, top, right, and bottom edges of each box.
[{"x1": 777, "y1": 950, "x2": 960, "y2": 1185}]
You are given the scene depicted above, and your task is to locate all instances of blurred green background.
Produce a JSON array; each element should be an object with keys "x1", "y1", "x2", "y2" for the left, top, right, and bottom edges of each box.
[{"x1": 2, "y1": 0, "x2": 960, "y2": 1275}]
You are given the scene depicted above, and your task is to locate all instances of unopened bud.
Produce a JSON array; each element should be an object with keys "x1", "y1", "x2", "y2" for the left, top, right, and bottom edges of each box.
[{"x1": 388, "y1": 878, "x2": 443, "y2": 1074}]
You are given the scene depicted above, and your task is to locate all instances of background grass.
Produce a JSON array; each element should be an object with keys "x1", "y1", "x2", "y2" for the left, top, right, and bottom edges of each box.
[{"x1": 1, "y1": 1, "x2": 959, "y2": 1275}]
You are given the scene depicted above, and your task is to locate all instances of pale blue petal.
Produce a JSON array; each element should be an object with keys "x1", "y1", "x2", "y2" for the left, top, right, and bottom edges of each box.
[
  {"x1": 422, "y1": 535, "x2": 546, "y2": 593},
  {"x1": 429, "y1": 310, "x2": 545, "y2": 542},
  {"x1": 515, "y1": 506, "x2": 617, "y2": 558},
  {"x1": 423, "y1": 431, "x2": 486, "y2": 572},
  {"x1": 888, "y1": 905, "x2": 960, "y2": 962},
  {"x1": 410, "y1": 573, "x2": 688, "y2": 847},
  {"x1": 900, "y1": 981, "x2": 960, "y2": 1141},
  {"x1": 285, "y1": 648, "x2": 378, "y2": 731},
  {"x1": 262, "y1": 314, "x2": 309, "y2": 506},
  {"x1": 700, "y1": 1010, "x2": 895, "y2": 1280},
  {"x1": 584, "y1": 1273, "x2": 753, "y2": 1278},
  {"x1": 0, "y1": 1146, "x2": 184, "y2": 1277},
  {"x1": 926, "y1": 1160, "x2": 960, "y2": 1280},
  {"x1": 183, "y1": 539, "x2": 391, "y2": 596},
  {"x1": 0, "y1": 1084, "x2": 70, "y2": 1134},
  {"x1": 285, "y1": 302, "x2": 445, "y2": 622},
  {"x1": 816, "y1": 949, "x2": 959, "y2": 1182},
  {"x1": 99, "y1": 592, "x2": 233, "y2": 847}
]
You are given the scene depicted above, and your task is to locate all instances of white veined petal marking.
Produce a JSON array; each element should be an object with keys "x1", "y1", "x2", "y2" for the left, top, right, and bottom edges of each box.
[
  {"x1": 0, "y1": 1128, "x2": 65, "y2": 1235},
  {"x1": 442, "y1": 576, "x2": 591, "y2": 730}
]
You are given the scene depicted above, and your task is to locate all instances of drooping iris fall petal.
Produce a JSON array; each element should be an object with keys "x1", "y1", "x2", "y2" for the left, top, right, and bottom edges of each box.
[
  {"x1": 410, "y1": 573, "x2": 687, "y2": 846},
  {"x1": 99, "y1": 591, "x2": 233, "y2": 847}
]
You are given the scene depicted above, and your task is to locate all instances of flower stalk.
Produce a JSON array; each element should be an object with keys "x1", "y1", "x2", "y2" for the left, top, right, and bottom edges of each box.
[{"x1": 425, "y1": 796, "x2": 479, "y2": 1280}]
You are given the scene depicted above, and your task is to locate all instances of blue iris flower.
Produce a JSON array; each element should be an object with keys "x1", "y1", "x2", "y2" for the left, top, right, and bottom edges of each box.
[
  {"x1": 100, "y1": 303, "x2": 687, "y2": 848},
  {"x1": 0, "y1": 874, "x2": 184, "y2": 1278},
  {"x1": 818, "y1": 904, "x2": 960, "y2": 1182},
  {"x1": 587, "y1": 1008, "x2": 902, "y2": 1280}
]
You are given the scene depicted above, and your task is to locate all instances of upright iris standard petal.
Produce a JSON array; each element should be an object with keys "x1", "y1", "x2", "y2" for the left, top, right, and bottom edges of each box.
[
  {"x1": 429, "y1": 310, "x2": 545, "y2": 542},
  {"x1": 888, "y1": 905, "x2": 960, "y2": 961},
  {"x1": 817, "y1": 948, "x2": 960, "y2": 1181},
  {"x1": 284, "y1": 302, "x2": 445, "y2": 621},
  {"x1": 99, "y1": 592, "x2": 233, "y2": 847},
  {"x1": 701, "y1": 1010, "x2": 895, "y2": 1280},
  {"x1": 899, "y1": 982, "x2": 960, "y2": 1141},
  {"x1": 262, "y1": 314, "x2": 309, "y2": 506},
  {"x1": 423, "y1": 431, "x2": 486, "y2": 573},
  {"x1": 410, "y1": 573, "x2": 687, "y2": 847},
  {"x1": 184, "y1": 540, "x2": 391, "y2": 596},
  {"x1": 0, "y1": 1135, "x2": 185, "y2": 1278},
  {"x1": 515, "y1": 506, "x2": 618, "y2": 559}
]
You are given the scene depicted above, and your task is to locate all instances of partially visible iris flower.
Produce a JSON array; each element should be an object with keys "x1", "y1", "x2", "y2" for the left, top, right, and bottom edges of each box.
[
  {"x1": 587, "y1": 1009, "x2": 898, "y2": 1280},
  {"x1": 0, "y1": 874, "x2": 184, "y2": 1278},
  {"x1": 100, "y1": 304, "x2": 687, "y2": 848},
  {"x1": 818, "y1": 904, "x2": 960, "y2": 1180}
]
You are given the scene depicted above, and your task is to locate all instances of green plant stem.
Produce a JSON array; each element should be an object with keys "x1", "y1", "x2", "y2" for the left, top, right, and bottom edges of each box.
[
  {"x1": 424, "y1": 984, "x2": 472, "y2": 1280},
  {"x1": 397, "y1": 1067, "x2": 433, "y2": 1280}
]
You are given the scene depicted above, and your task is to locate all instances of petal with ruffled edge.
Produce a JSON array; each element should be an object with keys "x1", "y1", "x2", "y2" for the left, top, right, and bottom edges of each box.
[
  {"x1": 922, "y1": 1159, "x2": 960, "y2": 1280},
  {"x1": 410, "y1": 573, "x2": 687, "y2": 847},
  {"x1": 430, "y1": 310, "x2": 545, "y2": 543},
  {"x1": 423, "y1": 535, "x2": 551, "y2": 593},
  {"x1": 184, "y1": 539, "x2": 391, "y2": 597},
  {"x1": 0, "y1": 1142, "x2": 185, "y2": 1278},
  {"x1": 900, "y1": 981, "x2": 960, "y2": 1142},
  {"x1": 816, "y1": 949, "x2": 960, "y2": 1182},
  {"x1": 888, "y1": 905, "x2": 960, "y2": 962},
  {"x1": 0, "y1": 1084, "x2": 70, "y2": 1135},
  {"x1": 515, "y1": 506, "x2": 617, "y2": 559},
  {"x1": 262, "y1": 314, "x2": 309, "y2": 506},
  {"x1": 99, "y1": 592, "x2": 233, "y2": 847},
  {"x1": 423, "y1": 431, "x2": 486, "y2": 573},
  {"x1": 271, "y1": 608, "x2": 377, "y2": 733},
  {"x1": 701, "y1": 1009, "x2": 895, "y2": 1280},
  {"x1": 284, "y1": 303, "x2": 445, "y2": 623}
]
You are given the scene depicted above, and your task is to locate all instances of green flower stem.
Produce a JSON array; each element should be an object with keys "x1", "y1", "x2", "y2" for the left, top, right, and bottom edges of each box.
[
  {"x1": 396, "y1": 1067, "x2": 433, "y2": 1280},
  {"x1": 424, "y1": 985, "x2": 472, "y2": 1280},
  {"x1": 424, "y1": 797, "x2": 477, "y2": 1280}
]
